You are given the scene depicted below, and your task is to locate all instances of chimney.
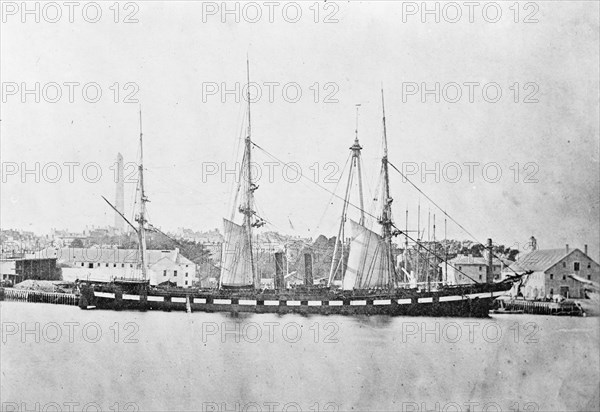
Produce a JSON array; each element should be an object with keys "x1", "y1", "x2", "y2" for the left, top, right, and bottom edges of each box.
[
  {"x1": 566, "y1": 244, "x2": 570, "y2": 254},
  {"x1": 584, "y1": 244, "x2": 588, "y2": 255},
  {"x1": 304, "y1": 253, "x2": 313, "y2": 286},
  {"x1": 530, "y1": 236, "x2": 537, "y2": 251},
  {"x1": 487, "y1": 238, "x2": 493, "y2": 283},
  {"x1": 274, "y1": 252, "x2": 285, "y2": 290}
]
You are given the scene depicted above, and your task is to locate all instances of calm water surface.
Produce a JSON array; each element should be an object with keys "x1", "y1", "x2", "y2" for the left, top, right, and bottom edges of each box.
[{"x1": 1, "y1": 302, "x2": 599, "y2": 411}]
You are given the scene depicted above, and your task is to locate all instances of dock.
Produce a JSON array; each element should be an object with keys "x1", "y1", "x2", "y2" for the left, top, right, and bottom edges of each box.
[
  {"x1": 493, "y1": 298, "x2": 584, "y2": 316},
  {"x1": 0, "y1": 287, "x2": 79, "y2": 306}
]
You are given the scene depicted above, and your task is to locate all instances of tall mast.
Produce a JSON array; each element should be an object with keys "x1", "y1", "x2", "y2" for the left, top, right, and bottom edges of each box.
[
  {"x1": 243, "y1": 58, "x2": 257, "y2": 288},
  {"x1": 137, "y1": 107, "x2": 148, "y2": 280},
  {"x1": 380, "y1": 89, "x2": 395, "y2": 290},
  {"x1": 444, "y1": 215, "x2": 448, "y2": 284},
  {"x1": 327, "y1": 104, "x2": 365, "y2": 286},
  {"x1": 404, "y1": 207, "x2": 409, "y2": 283},
  {"x1": 417, "y1": 199, "x2": 421, "y2": 282},
  {"x1": 354, "y1": 104, "x2": 365, "y2": 225}
]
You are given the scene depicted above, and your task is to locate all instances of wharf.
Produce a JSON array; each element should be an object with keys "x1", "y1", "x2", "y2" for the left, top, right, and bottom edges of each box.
[{"x1": 493, "y1": 297, "x2": 584, "y2": 316}]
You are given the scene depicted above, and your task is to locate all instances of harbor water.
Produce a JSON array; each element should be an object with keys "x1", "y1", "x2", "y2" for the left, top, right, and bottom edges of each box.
[{"x1": 1, "y1": 301, "x2": 599, "y2": 411}]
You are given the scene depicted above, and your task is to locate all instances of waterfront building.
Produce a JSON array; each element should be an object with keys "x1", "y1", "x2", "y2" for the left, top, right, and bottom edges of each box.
[
  {"x1": 0, "y1": 257, "x2": 59, "y2": 285},
  {"x1": 501, "y1": 244, "x2": 600, "y2": 299},
  {"x1": 39, "y1": 247, "x2": 198, "y2": 288},
  {"x1": 439, "y1": 253, "x2": 504, "y2": 285}
]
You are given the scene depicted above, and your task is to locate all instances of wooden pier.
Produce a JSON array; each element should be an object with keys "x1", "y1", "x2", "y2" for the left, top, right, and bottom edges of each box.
[
  {"x1": 494, "y1": 298, "x2": 584, "y2": 316},
  {"x1": 0, "y1": 287, "x2": 79, "y2": 306}
]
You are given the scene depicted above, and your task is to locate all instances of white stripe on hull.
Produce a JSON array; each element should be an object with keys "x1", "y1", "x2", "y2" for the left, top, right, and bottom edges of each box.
[
  {"x1": 172, "y1": 297, "x2": 187, "y2": 303},
  {"x1": 374, "y1": 299, "x2": 392, "y2": 305},
  {"x1": 123, "y1": 294, "x2": 140, "y2": 301},
  {"x1": 287, "y1": 300, "x2": 301, "y2": 306},
  {"x1": 263, "y1": 300, "x2": 279, "y2": 306},
  {"x1": 239, "y1": 299, "x2": 257, "y2": 305},
  {"x1": 193, "y1": 298, "x2": 206, "y2": 304},
  {"x1": 398, "y1": 298, "x2": 412, "y2": 305},
  {"x1": 467, "y1": 292, "x2": 492, "y2": 299},
  {"x1": 329, "y1": 301, "x2": 343, "y2": 306},
  {"x1": 214, "y1": 299, "x2": 231, "y2": 305},
  {"x1": 350, "y1": 300, "x2": 367, "y2": 306},
  {"x1": 94, "y1": 292, "x2": 115, "y2": 299},
  {"x1": 308, "y1": 301, "x2": 322, "y2": 306},
  {"x1": 147, "y1": 295, "x2": 164, "y2": 302},
  {"x1": 418, "y1": 297, "x2": 433, "y2": 303},
  {"x1": 439, "y1": 295, "x2": 463, "y2": 302}
]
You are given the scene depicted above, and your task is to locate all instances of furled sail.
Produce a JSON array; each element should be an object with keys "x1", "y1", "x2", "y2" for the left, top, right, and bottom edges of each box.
[
  {"x1": 342, "y1": 219, "x2": 392, "y2": 290},
  {"x1": 220, "y1": 218, "x2": 253, "y2": 287}
]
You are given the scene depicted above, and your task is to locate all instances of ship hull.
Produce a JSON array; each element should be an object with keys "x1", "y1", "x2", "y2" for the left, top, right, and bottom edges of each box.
[{"x1": 79, "y1": 283, "x2": 512, "y2": 318}]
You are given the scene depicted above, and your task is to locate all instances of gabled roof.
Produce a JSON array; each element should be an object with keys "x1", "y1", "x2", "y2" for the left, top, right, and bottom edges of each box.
[
  {"x1": 448, "y1": 255, "x2": 503, "y2": 266},
  {"x1": 39, "y1": 247, "x2": 194, "y2": 266},
  {"x1": 508, "y1": 249, "x2": 568, "y2": 272}
]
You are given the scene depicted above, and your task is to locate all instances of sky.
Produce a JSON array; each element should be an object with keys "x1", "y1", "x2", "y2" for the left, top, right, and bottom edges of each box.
[{"x1": 1, "y1": 1, "x2": 599, "y2": 260}]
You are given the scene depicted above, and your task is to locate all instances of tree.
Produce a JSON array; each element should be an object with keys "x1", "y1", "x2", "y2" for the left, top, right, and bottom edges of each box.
[{"x1": 70, "y1": 238, "x2": 84, "y2": 248}]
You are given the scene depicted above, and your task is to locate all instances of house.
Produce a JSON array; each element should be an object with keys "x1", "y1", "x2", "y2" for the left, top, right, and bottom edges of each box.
[
  {"x1": 439, "y1": 253, "x2": 504, "y2": 285},
  {"x1": 38, "y1": 247, "x2": 198, "y2": 288},
  {"x1": 501, "y1": 244, "x2": 600, "y2": 299}
]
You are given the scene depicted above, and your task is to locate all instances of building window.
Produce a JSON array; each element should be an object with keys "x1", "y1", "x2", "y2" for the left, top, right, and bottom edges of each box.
[
  {"x1": 562, "y1": 262, "x2": 566, "y2": 268},
  {"x1": 186, "y1": 264, "x2": 189, "y2": 268},
  {"x1": 574, "y1": 262, "x2": 580, "y2": 271},
  {"x1": 105, "y1": 263, "x2": 109, "y2": 267},
  {"x1": 478, "y1": 266, "x2": 482, "y2": 271},
  {"x1": 88, "y1": 263, "x2": 93, "y2": 268},
  {"x1": 113, "y1": 263, "x2": 117, "y2": 268},
  {"x1": 185, "y1": 281, "x2": 188, "y2": 285},
  {"x1": 588, "y1": 275, "x2": 592, "y2": 280},
  {"x1": 185, "y1": 273, "x2": 188, "y2": 277},
  {"x1": 121, "y1": 264, "x2": 124, "y2": 268},
  {"x1": 550, "y1": 274, "x2": 553, "y2": 280},
  {"x1": 81, "y1": 262, "x2": 84, "y2": 267},
  {"x1": 97, "y1": 262, "x2": 101, "y2": 267},
  {"x1": 458, "y1": 266, "x2": 462, "y2": 270},
  {"x1": 479, "y1": 275, "x2": 482, "y2": 280},
  {"x1": 174, "y1": 270, "x2": 177, "y2": 277},
  {"x1": 588, "y1": 263, "x2": 592, "y2": 269},
  {"x1": 562, "y1": 275, "x2": 566, "y2": 280},
  {"x1": 550, "y1": 288, "x2": 554, "y2": 295},
  {"x1": 163, "y1": 270, "x2": 167, "y2": 277}
]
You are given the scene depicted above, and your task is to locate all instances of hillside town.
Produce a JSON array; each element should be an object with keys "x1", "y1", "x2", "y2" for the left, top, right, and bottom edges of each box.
[{"x1": 2, "y1": 225, "x2": 598, "y2": 305}]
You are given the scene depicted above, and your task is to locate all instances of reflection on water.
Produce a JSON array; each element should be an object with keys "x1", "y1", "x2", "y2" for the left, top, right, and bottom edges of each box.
[{"x1": 1, "y1": 302, "x2": 599, "y2": 411}]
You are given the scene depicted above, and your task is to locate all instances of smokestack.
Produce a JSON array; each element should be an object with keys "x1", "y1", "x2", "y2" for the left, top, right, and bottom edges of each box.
[
  {"x1": 487, "y1": 238, "x2": 493, "y2": 283},
  {"x1": 114, "y1": 153, "x2": 125, "y2": 233},
  {"x1": 274, "y1": 252, "x2": 285, "y2": 290},
  {"x1": 304, "y1": 253, "x2": 313, "y2": 286},
  {"x1": 566, "y1": 244, "x2": 570, "y2": 254}
]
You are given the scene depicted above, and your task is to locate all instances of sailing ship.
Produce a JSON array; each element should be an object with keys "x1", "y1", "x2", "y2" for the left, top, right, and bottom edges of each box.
[{"x1": 79, "y1": 64, "x2": 519, "y2": 317}]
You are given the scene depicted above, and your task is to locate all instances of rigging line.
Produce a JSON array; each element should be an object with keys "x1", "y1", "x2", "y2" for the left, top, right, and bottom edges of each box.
[
  {"x1": 316, "y1": 151, "x2": 352, "y2": 230},
  {"x1": 387, "y1": 160, "x2": 479, "y2": 242},
  {"x1": 387, "y1": 160, "x2": 523, "y2": 277},
  {"x1": 251, "y1": 141, "x2": 486, "y2": 284},
  {"x1": 399, "y1": 229, "x2": 480, "y2": 284}
]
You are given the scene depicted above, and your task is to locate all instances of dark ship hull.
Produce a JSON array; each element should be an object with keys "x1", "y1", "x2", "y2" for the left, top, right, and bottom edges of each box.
[{"x1": 78, "y1": 281, "x2": 513, "y2": 318}]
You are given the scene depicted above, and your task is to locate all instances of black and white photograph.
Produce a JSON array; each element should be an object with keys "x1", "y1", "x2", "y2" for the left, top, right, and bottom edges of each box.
[{"x1": 1, "y1": 1, "x2": 599, "y2": 411}]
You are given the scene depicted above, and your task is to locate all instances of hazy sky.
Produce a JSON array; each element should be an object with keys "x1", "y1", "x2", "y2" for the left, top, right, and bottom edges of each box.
[{"x1": 1, "y1": 1, "x2": 599, "y2": 259}]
